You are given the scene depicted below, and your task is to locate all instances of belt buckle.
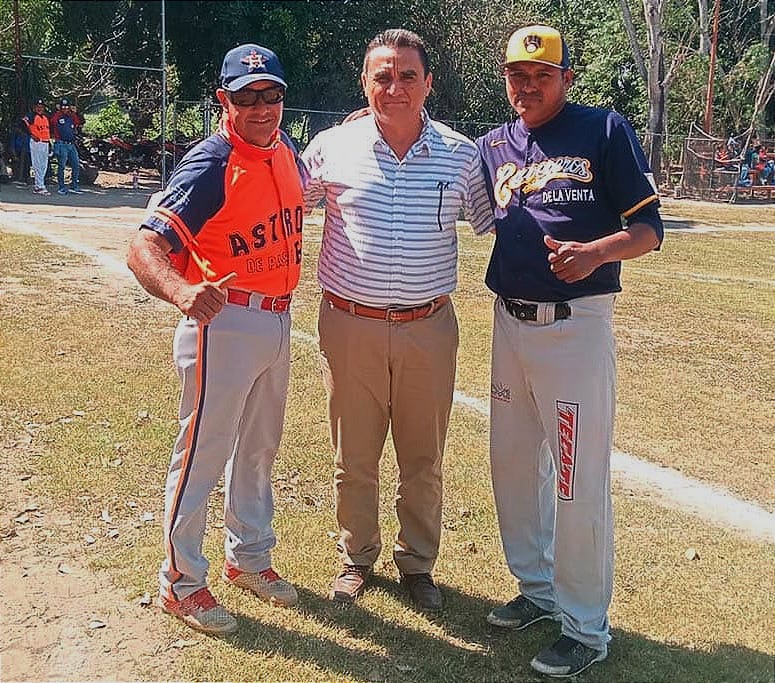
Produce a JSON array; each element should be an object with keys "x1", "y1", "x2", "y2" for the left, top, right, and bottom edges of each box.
[
  {"x1": 271, "y1": 296, "x2": 289, "y2": 313},
  {"x1": 387, "y1": 308, "x2": 403, "y2": 322}
]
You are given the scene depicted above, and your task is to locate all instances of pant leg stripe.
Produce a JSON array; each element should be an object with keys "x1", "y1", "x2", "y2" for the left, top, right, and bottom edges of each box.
[{"x1": 165, "y1": 323, "x2": 209, "y2": 601}]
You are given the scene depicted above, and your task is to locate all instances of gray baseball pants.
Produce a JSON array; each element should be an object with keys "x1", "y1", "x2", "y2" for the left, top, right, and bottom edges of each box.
[
  {"x1": 489, "y1": 293, "x2": 616, "y2": 652},
  {"x1": 159, "y1": 302, "x2": 291, "y2": 602}
]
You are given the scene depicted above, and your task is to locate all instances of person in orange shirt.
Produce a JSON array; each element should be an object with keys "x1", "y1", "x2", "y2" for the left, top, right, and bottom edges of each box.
[
  {"x1": 127, "y1": 43, "x2": 305, "y2": 636},
  {"x1": 22, "y1": 99, "x2": 51, "y2": 195}
]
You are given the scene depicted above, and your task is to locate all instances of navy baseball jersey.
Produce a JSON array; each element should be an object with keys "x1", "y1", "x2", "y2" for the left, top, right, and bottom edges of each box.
[
  {"x1": 52, "y1": 112, "x2": 78, "y2": 142},
  {"x1": 476, "y1": 103, "x2": 664, "y2": 302}
]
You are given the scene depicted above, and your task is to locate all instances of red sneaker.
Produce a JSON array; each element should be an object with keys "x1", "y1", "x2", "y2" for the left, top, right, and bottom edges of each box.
[{"x1": 159, "y1": 587, "x2": 238, "y2": 634}]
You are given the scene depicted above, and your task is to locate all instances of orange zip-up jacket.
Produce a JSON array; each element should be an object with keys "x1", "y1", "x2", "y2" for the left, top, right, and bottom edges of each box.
[
  {"x1": 142, "y1": 118, "x2": 304, "y2": 296},
  {"x1": 23, "y1": 112, "x2": 50, "y2": 142}
]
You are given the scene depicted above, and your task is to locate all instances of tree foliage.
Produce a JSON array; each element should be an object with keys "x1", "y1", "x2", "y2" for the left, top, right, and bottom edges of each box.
[
  {"x1": 82, "y1": 99, "x2": 132, "y2": 138},
  {"x1": 1, "y1": 0, "x2": 772, "y2": 176}
]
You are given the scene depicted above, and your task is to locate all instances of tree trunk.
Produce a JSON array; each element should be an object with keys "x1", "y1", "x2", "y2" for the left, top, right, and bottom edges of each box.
[
  {"x1": 745, "y1": 12, "x2": 775, "y2": 135},
  {"x1": 698, "y1": 0, "x2": 710, "y2": 55},
  {"x1": 643, "y1": 0, "x2": 666, "y2": 185},
  {"x1": 617, "y1": 0, "x2": 648, "y2": 83}
]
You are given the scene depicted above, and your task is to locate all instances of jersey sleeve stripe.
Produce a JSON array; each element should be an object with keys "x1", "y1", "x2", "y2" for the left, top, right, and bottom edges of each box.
[
  {"x1": 153, "y1": 207, "x2": 195, "y2": 246},
  {"x1": 621, "y1": 194, "x2": 659, "y2": 219}
]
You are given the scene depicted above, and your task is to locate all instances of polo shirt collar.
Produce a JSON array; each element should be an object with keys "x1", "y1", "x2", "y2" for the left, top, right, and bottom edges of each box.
[{"x1": 369, "y1": 109, "x2": 434, "y2": 157}]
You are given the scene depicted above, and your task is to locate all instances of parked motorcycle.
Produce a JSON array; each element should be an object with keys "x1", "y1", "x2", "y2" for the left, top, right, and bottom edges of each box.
[{"x1": 84, "y1": 134, "x2": 200, "y2": 180}]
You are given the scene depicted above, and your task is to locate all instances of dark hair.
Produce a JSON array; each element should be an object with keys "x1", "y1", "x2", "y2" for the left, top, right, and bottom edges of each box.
[{"x1": 363, "y1": 29, "x2": 430, "y2": 77}]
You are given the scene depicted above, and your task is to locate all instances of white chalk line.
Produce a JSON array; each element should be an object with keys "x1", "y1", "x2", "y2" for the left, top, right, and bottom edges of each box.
[{"x1": 3, "y1": 222, "x2": 773, "y2": 544}]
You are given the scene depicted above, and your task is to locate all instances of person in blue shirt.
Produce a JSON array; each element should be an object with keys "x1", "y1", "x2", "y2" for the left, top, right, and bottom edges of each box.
[
  {"x1": 51, "y1": 98, "x2": 83, "y2": 195},
  {"x1": 8, "y1": 120, "x2": 31, "y2": 183}
]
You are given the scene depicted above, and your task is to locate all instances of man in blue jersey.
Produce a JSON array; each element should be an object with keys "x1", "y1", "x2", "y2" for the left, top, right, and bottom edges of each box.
[
  {"x1": 303, "y1": 28, "x2": 494, "y2": 612},
  {"x1": 51, "y1": 98, "x2": 83, "y2": 195},
  {"x1": 476, "y1": 25, "x2": 663, "y2": 678}
]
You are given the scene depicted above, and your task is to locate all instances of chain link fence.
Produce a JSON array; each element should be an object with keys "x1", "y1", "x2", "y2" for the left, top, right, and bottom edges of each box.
[
  {"x1": 677, "y1": 126, "x2": 775, "y2": 202},
  {"x1": 170, "y1": 101, "x2": 775, "y2": 204},
  {"x1": 171, "y1": 99, "x2": 499, "y2": 151}
]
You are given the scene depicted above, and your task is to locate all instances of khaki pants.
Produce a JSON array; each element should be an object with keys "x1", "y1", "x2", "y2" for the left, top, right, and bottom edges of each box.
[{"x1": 318, "y1": 296, "x2": 458, "y2": 574}]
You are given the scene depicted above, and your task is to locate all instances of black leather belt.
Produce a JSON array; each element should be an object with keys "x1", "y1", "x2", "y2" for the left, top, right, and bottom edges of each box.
[{"x1": 502, "y1": 298, "x2": 571, "y2": 322}]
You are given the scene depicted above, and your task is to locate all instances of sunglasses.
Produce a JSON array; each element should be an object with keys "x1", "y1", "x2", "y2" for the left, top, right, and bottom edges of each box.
[{"x1": 229, "y1": 86, "x2": 285, "y2": 107}]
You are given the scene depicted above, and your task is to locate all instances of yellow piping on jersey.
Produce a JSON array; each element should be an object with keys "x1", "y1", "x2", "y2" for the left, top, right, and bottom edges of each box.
[{"x1": 622, "y1": 194, "x2": 658, "y2": 218}]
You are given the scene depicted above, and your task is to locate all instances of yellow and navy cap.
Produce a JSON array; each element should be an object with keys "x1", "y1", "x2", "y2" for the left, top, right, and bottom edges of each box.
[{"x1": 504, "y1": 25, "x2": 570, "y2": 69}]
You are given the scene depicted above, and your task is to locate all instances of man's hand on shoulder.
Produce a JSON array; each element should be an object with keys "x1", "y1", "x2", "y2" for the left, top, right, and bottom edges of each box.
[{"x1": 342, "y1": 107, "x2": 371, "y2": 124}]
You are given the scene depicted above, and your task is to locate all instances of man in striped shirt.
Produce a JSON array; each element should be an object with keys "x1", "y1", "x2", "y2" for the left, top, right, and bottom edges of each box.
[{"x1": 302, "y1": 28, "x2": 494, "y2": 612}]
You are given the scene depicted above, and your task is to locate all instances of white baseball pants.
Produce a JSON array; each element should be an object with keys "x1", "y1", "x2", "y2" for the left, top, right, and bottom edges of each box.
[
  {"x1": 159, "y1": 302, "x2": 291, "y2": 602},
  {"x1": 29, "y1": 140, "x2": 49, "y2": 191},
  {"x1": 489, "y1": 293, "x2": 616, "y2": 652}
]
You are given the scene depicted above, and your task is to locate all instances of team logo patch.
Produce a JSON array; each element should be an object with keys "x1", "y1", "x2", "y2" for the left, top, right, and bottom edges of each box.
[
  {"x1": 524, "y1": 35, "x2": 542, "y2": 54},
  {"x1": 556, "y1": 401, "x2": 579, "y2": 500},
  {"x1": 493, "y1": 157, "x2": 594, "y2": 208},
  {"x1": 241, "y1": 50, "x2": 267, "y2": 72},
  {"x1": 491, "y1": 382, "x2": 511, "y2": 403}
]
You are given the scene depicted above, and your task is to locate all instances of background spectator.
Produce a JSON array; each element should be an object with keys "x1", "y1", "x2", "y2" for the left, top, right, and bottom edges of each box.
[
  {"x1": 8, "y1": 119, "x2": 31, "y2": 184},
  {"x1": 50, "y1": 98, "x2": 83, "y2": 195}
]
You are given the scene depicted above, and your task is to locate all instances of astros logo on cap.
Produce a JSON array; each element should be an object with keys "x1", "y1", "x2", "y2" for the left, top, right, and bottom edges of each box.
[{"x1": 241, "y1": 50, "x2": 267, "y2": 72}]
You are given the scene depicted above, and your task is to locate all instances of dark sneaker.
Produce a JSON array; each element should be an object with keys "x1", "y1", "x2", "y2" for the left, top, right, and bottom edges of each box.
[
  {"x1": 487, "y1": 595, "x2": 561, "y2": 630},
  {"x1": 330, "y1": 564, "x2": 371, "y2": 603},
  {"x1": 70, "y1": 187, "x2": 84, "y2": 194},
  {"x1": 57, "y1": 188, "x2": 68, "y2": 195},
  {"x1": 530, "y1": 635, "x2": 607, "y2": 678},
  {"x1": 400, "y1": 572, "x2": 443, "y2": 612}
]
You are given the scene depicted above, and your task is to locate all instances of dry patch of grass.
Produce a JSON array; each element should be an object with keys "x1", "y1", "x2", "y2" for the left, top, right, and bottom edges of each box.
[
  {"x1": 661, "y1": 197, "x2": 775, "y2": 226},
  {"x1": 615, "y1": 231, "x2": 774, "y2": 509},
  {"x1": 1, "y1": 228, "x2": 773, "y2": 683}
]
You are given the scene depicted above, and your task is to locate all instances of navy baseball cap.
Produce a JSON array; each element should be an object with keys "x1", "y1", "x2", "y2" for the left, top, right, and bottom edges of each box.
[
  {"x1": 60, "y1": 97, "x2": 70, "y2": 106},
  {"x1": 35, "y1": 98, "x2": 44, "y2": 105},
  {"x1": 220, "y1": 44, "x2": 287, "y2": 91}
]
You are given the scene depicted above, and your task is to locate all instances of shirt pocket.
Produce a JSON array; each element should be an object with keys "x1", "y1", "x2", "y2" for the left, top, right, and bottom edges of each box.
[{"x1": 433, "y1": 178, "x2": 464, "y2": 231}]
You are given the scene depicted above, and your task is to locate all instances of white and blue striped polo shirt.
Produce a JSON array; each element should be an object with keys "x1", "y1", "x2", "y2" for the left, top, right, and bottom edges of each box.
[{"x1": 302, "y1": 113, "x2": 494, "y2": 307}]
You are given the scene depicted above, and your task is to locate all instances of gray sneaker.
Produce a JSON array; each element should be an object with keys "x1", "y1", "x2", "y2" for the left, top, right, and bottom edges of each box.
[
  {"x1": 486, "y1": 595, "x2": 561, "y2": 630},
  {"x1": 530, "y1": 635, "x2": 607, "y2": 678}
]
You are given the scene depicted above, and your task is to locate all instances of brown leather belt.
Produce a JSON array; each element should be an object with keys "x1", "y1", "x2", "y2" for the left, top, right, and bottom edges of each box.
[
  {"x1": 323, "y1": 290, "x2": 449, "y2": 323},
  {"x1": 227, "y1": 288, "x2": 291, "y2": 312}
]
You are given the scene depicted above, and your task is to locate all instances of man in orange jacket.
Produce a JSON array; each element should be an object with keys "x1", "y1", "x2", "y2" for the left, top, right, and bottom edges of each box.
[{"x1": 22, "y1": 99, "x2": 51, "y2": 195}]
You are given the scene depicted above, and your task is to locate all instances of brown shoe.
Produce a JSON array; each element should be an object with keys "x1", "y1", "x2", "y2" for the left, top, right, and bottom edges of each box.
[
  {"x1": 330, "y1": 565, "x2": 371, "y2": 603},
  {"x1": 400, "y1": 573, "x2": 443, "y2": 612}
]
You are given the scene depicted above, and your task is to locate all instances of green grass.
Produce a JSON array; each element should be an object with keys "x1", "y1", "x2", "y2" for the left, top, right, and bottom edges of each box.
[
  {"x1": 660, "y1": 197, "x2": 775, "y2": 227},
  {"x1": 1, "y1": 215, "x2": 773, "y2": 682}
]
